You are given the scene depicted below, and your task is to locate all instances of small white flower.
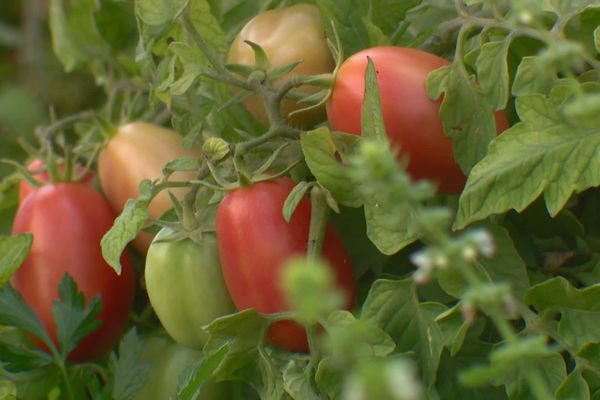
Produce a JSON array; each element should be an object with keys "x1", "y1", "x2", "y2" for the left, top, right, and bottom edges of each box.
[{"x1": 472, "y1": 229, "x2": 495, "y2": 258}]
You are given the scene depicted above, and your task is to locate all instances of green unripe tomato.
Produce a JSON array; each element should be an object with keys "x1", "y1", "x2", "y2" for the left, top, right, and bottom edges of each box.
[
  {"x1": 134, "y1": 336, "x2": 229, "y2": 400},
  {"x1": 145, "y1": 229, "x2": 235, "y2": 349}
]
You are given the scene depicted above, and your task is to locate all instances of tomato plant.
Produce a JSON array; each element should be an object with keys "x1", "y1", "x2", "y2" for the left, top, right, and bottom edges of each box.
[
  {"x1": 326, "y1": 46, "x2": 509, "y2": 194},
  {"x1": 215, "y1": 177, "x2": 356, "y2": 352},
  {"x1": 97, "y1": 122, "x2": 200, "y2": 253},
  {"x1": 145, "y1": 228, "x2": 235, "y2": 349},
  {"x1": 11, "y1": 183, "x2": 136, "y2": 361},
  {"x1": 19, "y1": 159, "x2": 94, "y2": 203},
  {"x1": 227, "y1": 3, "x2": 335, "y2": 128},
  {"x1": 134, "y1": 336, "x2": 229, "y2": 400}
]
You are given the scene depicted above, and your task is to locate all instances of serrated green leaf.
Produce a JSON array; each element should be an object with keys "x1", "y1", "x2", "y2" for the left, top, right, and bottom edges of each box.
[
  {"x1": 316, "y1": 0, "x2": 420, "y2": 56},
  {"x1": 479, "y1": 224, "x2": 530, "y2": 298},
  {"x1": 558, "y1": 309, "x2": 600, "y2": 352},
  {"x1": 556, "y1": 371, "x2": 590, "y2": 400},
  {"x1": 203, "y1": 309, "x2": 269, "y2": 381},
  {"x1": 512, "y1": 56, "x2": 556, "y2": 96},
  {"x1": 101, "y1": 181, "x2": 153, "y2": 274},
  {"x1": 162, "y1": 156, "x2": 200, "y2": 176},
  {"x1": 283, "y1": 361, "x2": 321, "y2": 400},
  {"x1": 476, "y1": 39, "x2": 512, "y2": 109},
  {"x1": 135, "y1": 0, "x2": 187, "y2": 26},
  {"x1": 361, "y1": 57, "x2": 388, "y2": 143},
  {"x1": 169, "y1": 42, "x2": 206, "y2": 96},
  {"x1": 427, "y1": 63, "x2": 498, "y2": 174},
  {"x1": 326, "y1": 310, "x2": 396, "y2": 359},
  {"x1": 0, "y1": 340, "x2": 53, "y2": 373},
  {"x1": 177, "y1": 344, "x2": 230, "y2": 400},
  {"x1": 315, "y1": 357, "x2": 344, "y2": 399},
  {"x1": 283, "y1": 182, "x2": 310, "y2": 223},
  {"x1": 301, "y1": 128, "x2": 362, "y2": 208},
  {"x1": 525, "y1": 277, "x2": 600, "y2": 312},
  {"x1": 52, "y1": 274, "x2": 102, "y2": 357},
  {"x1": 577, "y1": 343, "x2": 600, "y2": 373},
  {"x1": 460, "y1": 347, "x2": 565, "y2": 399},
  {"x1": 109, "y1": 329, "x2": 151, "y2": 400},
  {"x1": 360, "y1": 279, "x2": 445, "y2": 387},
  {"x1": 0, "y1": 234, "x2": 32, "y2": 288},
  {"x1": 456, "y1": 88, "x2": 600, "y2": 228},
  {"x1": 49, "y1": 0, "x2": 112, "y2": 73},
  {"x1": 436, "y1": 340, "x2": 507, "y2": 400},
  {"x1": 0, "y1": 284, "x2": 54, "y2": 350}
]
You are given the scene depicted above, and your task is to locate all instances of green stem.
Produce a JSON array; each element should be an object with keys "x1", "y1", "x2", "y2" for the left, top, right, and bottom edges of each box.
[
  {"x1": 307, "y1": 186, "x2": 329, "y2": 261},
  {"x1": 57, "y1": 360, "x2": 75, "y2": 400}
]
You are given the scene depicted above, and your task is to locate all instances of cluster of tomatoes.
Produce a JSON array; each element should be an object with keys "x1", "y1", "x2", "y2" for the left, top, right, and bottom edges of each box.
[{"x1": 9, "y1": 3, "x2": 509, "y2": 390}]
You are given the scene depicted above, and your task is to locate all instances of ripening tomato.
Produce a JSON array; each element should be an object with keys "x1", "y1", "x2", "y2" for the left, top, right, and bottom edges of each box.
[
  {"x1": 19, "y1": 159, "x2": 94, "y2": 203},
  {"x1": 145, "y1": 229, "x2": 235, "y2": 349},
  {"x1": 12, "y1": 183, "x2": 136, "y2": 361},
  {"x1": 215, "y1": 177, "x2": 356, "y2": 352},
  {"x1": 326, "y1": 46, "x2": 509, "y2": 194},
  {"x1": 97, "y1": 122, "x2": 200, "y2": 253},
  {"x1": 227, "y1": 4, "x2": 335, "y2": 128}
]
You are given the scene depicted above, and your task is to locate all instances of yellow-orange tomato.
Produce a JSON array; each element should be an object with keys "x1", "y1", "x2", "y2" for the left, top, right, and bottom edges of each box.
[
  {"x1": 98, "y1": 122, "x2": 200, "y2": 253},
  {"x1": 227, "y1": 4, "x2": 335, "y2": 128}
]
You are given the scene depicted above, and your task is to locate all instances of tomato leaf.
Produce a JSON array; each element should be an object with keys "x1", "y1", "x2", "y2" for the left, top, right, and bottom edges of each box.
[
  {"x1": 512, "y1": 56, "x2": 557, "y2": 96},
  {"x1": 49, "y1": 0, "x2": 112, "y2": 73},
  {"x1": 0, "y1": 284, "x2": 55, "y2": 352},
  {"x1": 361, "y1": 57, "x2": 388, "y2": 144},
  {"x1": 101, "y1": 181, "x2": 153, "y2": 274},
  {"x1": 459, "y1": 338, "x2": 566, "y2": 398},
  {"x1": 426, "y1": 63, "x2": 498, "y2": 175},
  {"x1": 475, "y1": 39, "x2": 512, "y2": 110},
  {"x1": 283, "y1": 361, "x2": 321, "y2": 400},
  {"x1": 555, "y1": 371, "x2": 590, "y2": 400},
  {"x1": 108, "y1": 329, "x2": 153, "y2": 400},
  {"x1": 136, "y1": 0, "x2": 188, "y2": 26},
  {"x1": 456, "y1": 85, "x2": 600, "y2": 229},
  {"x1": 525, "y1": 277, "x2": 600, "y2": 313},
  {"x1": 0, "y1": 340, "x2": 53, "y2": 373},
  {"x1": 52, "y1": 274, "x2": 102, "y2": 358},
  {"x1": 558, "y1": 310, "x2": 600, "y2": 353},
  {"x1": 315, "y1": 0, "x2": 420, "y2": 56},
  {"x1": 0, "y1": 234, "x2": 32, "y2": 288},
  {"x1": 360, "y1": 279, "x2": 445, "y2": 388},
  {"x1": 177, "y1": 344, "x2": 230, "y2": 400},
  {"x1": 301, "y1": 128, "x2": 362, "y2": 208},
  {"x1": 437, "y1": 224, "x2": 529, "y2": 299},
  {"x1": 283, "y1": 181, "x2": 310, "y2": 223}
]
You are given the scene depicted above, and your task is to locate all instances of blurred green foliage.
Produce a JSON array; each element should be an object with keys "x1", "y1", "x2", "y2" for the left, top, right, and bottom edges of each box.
[{"x1": 0, "y1": 0, "x2": 103, "y2": 178}]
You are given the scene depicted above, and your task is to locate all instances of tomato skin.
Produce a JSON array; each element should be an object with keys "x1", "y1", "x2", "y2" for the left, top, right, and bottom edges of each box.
[
  {"x1": 97, "y1": 122, "x2": 200, "y2": 253},
  {"x1": 134, "y1": 336, "x2": 229, "y2": 400},
  {"x1": 326, "y1": 46, "x2": 509, "y2": 194},
  {"x1": 19, "y1": 159, "x2": 94, "y2": 203},
  {"x1": 227, "y1": 4, "x2": 335, "y2": 128},
  {"x1": 145, "y1": 229, "x2": 236, "y2": 349},
  {"x1": 11, "y1": 183, "x2": 136, "y2": 361},
  {"x1": 216, "y1": 177, "x2": 356, "y2": 352}
]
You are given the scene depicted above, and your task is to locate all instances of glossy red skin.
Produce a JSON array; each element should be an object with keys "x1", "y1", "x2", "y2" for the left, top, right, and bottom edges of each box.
[
  {"x1": 19, "y1": 159, "x2": 95, "y2": 203},
  {"x1": 326, "y1": 46, "x2": 509, "y2": 194},
  {"x1": 216, "y1": 177, "x2": 356, "y2": 352},
  {"x1": 12, "y1": 183, "x2": 136, "y2": 361}
]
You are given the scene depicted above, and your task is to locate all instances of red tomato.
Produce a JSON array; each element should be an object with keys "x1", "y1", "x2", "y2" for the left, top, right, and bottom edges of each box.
[
  {"x1": 12, "y1": 183, "x2": 136, "y2": 361},
  {"x1": 215, "y1": 177, "x2": 355, "y2": 352},
  {"x1": 326, "y1": 46, "x2": 509, "y2": 194},
  {"x1": 19, "y1": 159, "x2": 94, "y2": 203}
]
